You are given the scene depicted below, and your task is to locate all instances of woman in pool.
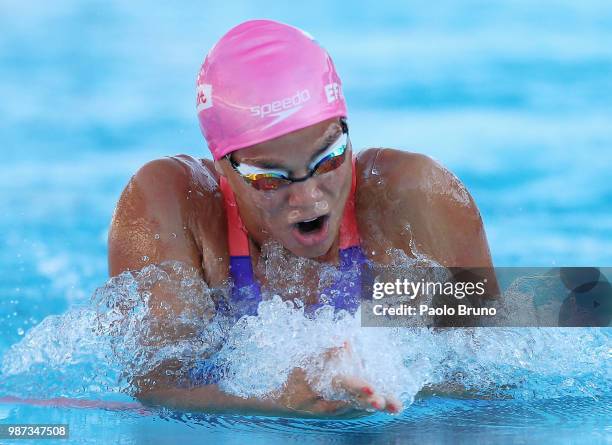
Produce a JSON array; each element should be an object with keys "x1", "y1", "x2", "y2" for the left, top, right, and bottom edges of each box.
[{"x1": 108, "y1": 19, "x2": 497, "y2": 417}]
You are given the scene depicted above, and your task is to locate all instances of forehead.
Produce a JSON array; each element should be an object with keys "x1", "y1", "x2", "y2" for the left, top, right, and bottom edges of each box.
[{"x1": 232, "y1": 118, "x2": 342, "y2": 167}]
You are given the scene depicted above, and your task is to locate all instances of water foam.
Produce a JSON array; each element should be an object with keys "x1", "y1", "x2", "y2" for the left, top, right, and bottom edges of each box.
[{"x1": 0, "y1": 258, "x2": 609, "y2": 409}]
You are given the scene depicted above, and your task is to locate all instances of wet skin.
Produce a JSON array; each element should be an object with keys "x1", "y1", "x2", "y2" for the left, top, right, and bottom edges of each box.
[{"x1": 108, "y1": 117, "x2": 499, "y2": 417}]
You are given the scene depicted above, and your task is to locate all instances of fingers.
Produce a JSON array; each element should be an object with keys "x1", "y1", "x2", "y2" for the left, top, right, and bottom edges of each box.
[
  {"x1": 332, "y1": 374, "x2": 402, "y2": 414},
  {"x1": 367, "y1": 393, "x2": 402, "y2": 414},
  {"x1": 384, "y1": 395, "x2": 403, "y2": 414},
  {"x1": 322, "y1": 341, "x2": 403, "y2": 415},
  {"x1": 368, "y1": 393, "x2": 386, "y2": 411},
  {"x1": 332, "y1": 374, "x2": 370, "y2": 400}
]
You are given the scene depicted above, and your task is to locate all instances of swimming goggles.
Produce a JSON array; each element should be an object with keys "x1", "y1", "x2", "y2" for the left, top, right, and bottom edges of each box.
[{"x1": 227, "y1": 123, "x2": 349, "y2": 191}]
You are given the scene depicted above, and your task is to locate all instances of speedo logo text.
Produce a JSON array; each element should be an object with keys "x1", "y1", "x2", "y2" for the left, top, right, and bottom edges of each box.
[{"x1": 250, "y1": 89, "x2": 311, "y2": 118}]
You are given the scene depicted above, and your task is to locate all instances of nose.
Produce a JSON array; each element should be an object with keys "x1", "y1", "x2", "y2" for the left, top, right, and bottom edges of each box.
[{"x1": 287, "y1": 177, "x2": 324, "y2": 208}]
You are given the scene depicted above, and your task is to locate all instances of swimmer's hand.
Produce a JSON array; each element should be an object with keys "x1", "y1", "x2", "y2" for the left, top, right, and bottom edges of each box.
[
  {"x1": 276, "y1": 342, "x2": 402, "y2": 417},
  {"x1": 134, "y1": 343, "x2": 401, "y2": 418}
]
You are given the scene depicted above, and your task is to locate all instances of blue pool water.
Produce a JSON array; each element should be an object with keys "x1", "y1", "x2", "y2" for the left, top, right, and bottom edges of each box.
[{"x1": 1, "y1": 0, "x2": 611, "y2": 443}]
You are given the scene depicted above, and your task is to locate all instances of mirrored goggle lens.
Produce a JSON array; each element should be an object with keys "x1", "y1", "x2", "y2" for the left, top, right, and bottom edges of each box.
[
  {"x1": 313, "y1": 151, "x2": 346, "y2": 175},
  {"x1": 247, "y1": 174, "x2": 291, "y2": 191}
]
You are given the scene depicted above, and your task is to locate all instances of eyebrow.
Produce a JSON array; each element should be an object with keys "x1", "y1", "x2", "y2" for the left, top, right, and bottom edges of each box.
[{"x1": 243, "y1": 129, "x2": 342, "y2": 170}]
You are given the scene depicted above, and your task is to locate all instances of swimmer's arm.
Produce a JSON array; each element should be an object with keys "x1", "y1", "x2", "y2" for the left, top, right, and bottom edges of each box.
[
  {"x1": 133, "y1": 380, "x2": 287, "y2": 416},
  {"x1": 107, "y1": 158, "x2": 234, "y2": 407},
  {"x1": 133, "y1": 377, "x2": 347, "y2": 418},
  {"x1": 107, "y1": 159, "x2": 359, "y2": 417},
  {"x1": 134, "y1": 362, "x2": 395, "y2": 418}
]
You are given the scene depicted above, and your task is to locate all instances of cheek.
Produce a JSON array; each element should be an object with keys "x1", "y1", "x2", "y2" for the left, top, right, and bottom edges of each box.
[
  {"x1": 320, "y1": 163, "x2": 351, "y2": 200},
  {"x1": 251, "y1": 192, "x2": 287, "y2": 221}
]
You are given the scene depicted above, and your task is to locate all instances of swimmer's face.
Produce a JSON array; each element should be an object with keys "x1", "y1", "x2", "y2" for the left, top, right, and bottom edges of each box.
[{"x1": 217, "y1": 117, "x2": 352, "y2": 259}]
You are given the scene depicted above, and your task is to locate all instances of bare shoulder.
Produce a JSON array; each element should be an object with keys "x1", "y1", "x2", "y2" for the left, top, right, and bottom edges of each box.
[
  {"x1": 355, "y1": 148, "x2": 493, "y2": 268},
  {"x1": 127, "y1": 154, "x2": 219, "y2": 199},
  {"x1": 108, "y1": 155, "x2": 227, "y2": 280},
  {"x1": 356, "y1": 148, "x2": 472, "y2": 203}
]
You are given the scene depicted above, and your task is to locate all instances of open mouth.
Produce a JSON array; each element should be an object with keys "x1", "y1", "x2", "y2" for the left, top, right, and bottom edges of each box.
[
  {"x1": 291, "y1": 215, "x2": 330, "y2": 247},
  {"x1": 295, "y1": 215, "x2": 328, "y2": 234}
]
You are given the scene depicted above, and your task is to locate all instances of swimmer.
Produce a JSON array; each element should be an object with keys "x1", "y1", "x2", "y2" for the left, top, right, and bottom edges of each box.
[{"x1": 108, "y1": 19, "x2": 499, "y2": 417}]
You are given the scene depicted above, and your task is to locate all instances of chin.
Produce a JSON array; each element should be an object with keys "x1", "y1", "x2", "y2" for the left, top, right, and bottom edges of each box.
[
  {"x1": 287, "y1": 246, "x2": 329, "y2": 260},
  {"x1": 291, "y1": 241, "x2": 332, "y2": 259}
]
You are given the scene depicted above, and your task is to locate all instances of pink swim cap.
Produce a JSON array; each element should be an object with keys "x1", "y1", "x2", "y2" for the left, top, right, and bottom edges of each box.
[{"x1": 196, "y1": 19, "x2": 348, "y2": 160}]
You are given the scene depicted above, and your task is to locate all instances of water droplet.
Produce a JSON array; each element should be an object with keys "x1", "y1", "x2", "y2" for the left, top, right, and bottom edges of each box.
[
  {"x1": 142, "y1": 255, "x2": 149, "y2": 262},
  {"x1": 154, "y1": 234, "x2": 160, "y2": 240},
  {"x1": 17, "y1": 328, "x2": 24, "y2": 336},
  {"x1": 314, "y1": 201, "x2": 329, "y2": 211},
  {"x1": 171, "y1": 232, "x2": 177, "y2": 238}
]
